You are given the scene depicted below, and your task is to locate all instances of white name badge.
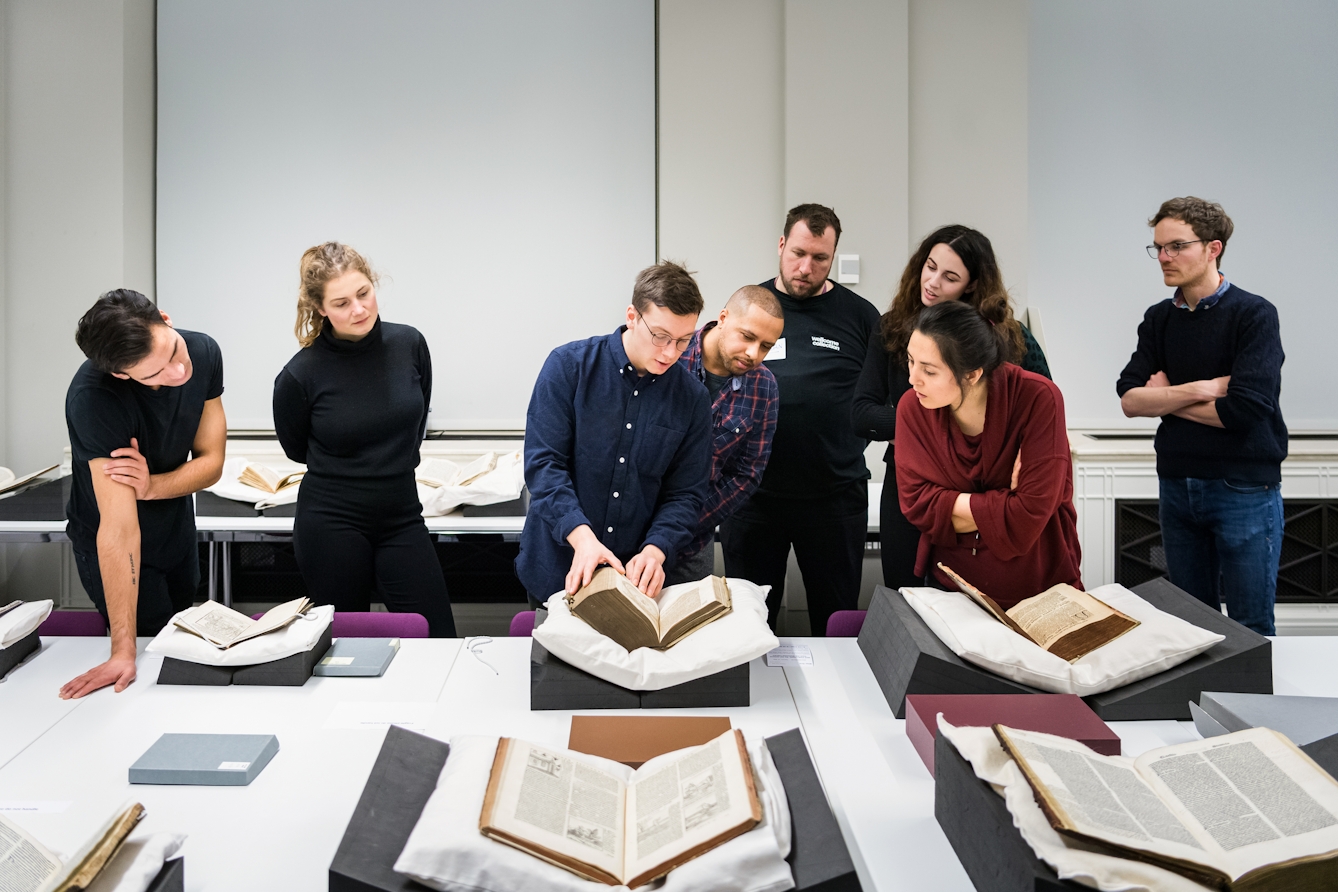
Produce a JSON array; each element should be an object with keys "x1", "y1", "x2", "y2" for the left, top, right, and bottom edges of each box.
[{"x1": 767, "y1": 337, "x2": 787, "y2": 361}]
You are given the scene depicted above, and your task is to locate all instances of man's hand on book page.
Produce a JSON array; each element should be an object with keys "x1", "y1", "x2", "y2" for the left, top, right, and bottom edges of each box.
[
  {"x1": 625, "y1": 545, "x2": 666, "y2": 599},
  {"x1": 104, "y1": 438, "x2": 154, "y2": 500},
  {"x1": 59, "y1": 653, "x2": 137, "y2": 699},
  {"x1": 566, "y1": 525, "x2": 626, "y2": 594}
]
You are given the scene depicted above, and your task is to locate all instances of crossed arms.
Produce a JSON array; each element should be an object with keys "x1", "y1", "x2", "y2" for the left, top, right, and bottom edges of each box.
[{"x1": 1120, "y1": 371, "x2": 1228, "y2": 428}]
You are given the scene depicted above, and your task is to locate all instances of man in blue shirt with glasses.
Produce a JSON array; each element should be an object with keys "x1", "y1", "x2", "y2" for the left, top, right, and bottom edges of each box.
[{"x1": 517, "y1": 261, "x2": 712, "y2": 606}]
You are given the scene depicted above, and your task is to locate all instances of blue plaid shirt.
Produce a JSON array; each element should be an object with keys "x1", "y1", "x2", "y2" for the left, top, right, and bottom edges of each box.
[
  {"x1": 1173, "y1": 273, "x2": 1229, "y2": 311},
  {"x1": 677, "y1": 322, "x2": 780, "y2": 557}
]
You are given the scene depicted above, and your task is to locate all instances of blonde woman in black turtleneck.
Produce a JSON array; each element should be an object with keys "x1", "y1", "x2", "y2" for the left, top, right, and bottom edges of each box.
[{"x1": 272, "y1": 242, "x2": 456, "y2": 637}]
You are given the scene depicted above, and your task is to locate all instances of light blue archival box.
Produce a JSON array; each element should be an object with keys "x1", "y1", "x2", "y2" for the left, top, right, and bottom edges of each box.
[
  {"x1": 129, "y1": 733, "x2": 278, "y2": 786},
  {"x1": 313, "y1": 637, "x2": 400, "y2": 677}
]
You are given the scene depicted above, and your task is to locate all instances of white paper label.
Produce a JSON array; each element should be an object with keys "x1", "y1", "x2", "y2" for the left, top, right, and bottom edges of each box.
[
  {"x1": 218, "y1": 761, "x2": 251, "y2": 770},
  {"x1": 764, "y1": 644, "x2": 814, "y2": 667},
  {"x1": 321, "y1": 656, "x2": 356, "y2": 666},
  {"x1": 766, "y1": 337, "x2": 786, "y2": 361},
  {"x1": 323, "y1": 702, "x2": 432, "y2": 731},
  {"x1": 0, "y1": 801, "x2": 70, "y2": 814}
]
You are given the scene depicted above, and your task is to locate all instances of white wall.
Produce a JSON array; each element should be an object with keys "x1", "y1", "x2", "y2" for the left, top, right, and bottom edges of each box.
[{"x1": 1030, "y1": 0, "x2": 1338, "y2": 430}]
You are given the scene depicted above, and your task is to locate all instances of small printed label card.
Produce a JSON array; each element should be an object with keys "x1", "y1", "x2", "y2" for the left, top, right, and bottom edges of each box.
[{"x1": 764, "y1": 644, "x2": 814, "y2": 667}]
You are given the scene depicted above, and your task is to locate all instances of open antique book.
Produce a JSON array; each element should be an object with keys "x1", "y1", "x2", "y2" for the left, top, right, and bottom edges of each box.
[
  {"x1": 0, "y1": 464, "x2": 60, "y2": 497},
  {"x1": 566, "y1": 568, "x2": 732, "y2": 651},
  {"x1": 938, "y1": 563, "x2": 1139, "y2": 662},
  {"x1": 480, "y1": 728, "x2": 762, "y2": 888},
  {"x1": 0, "y1": 802, "x2": 144, "y2": 892},
  {"x1": 996, "y1": 724, "x2": 1338, "y2": 891},
  {"x1": 417, "y1": 453, "x2": 498, "y2": 488},
  {"x1": 238, "y1": 463, "x2": 305, "y2": 494},
  {"x1": 172, "y1": 597, "x2": 312, "y2": 649}
]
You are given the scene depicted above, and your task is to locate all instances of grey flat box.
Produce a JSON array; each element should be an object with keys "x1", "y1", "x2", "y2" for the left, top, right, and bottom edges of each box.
[
  {"x1": 314, "y1": 638, "x2": 401, "y2": 677},
  {"x1": 934, "y1": 732, "x2": 1084, "y2": 891},
  {"x1": 858, "y1": 577, "x2": 1272, "y2": 721},
  {"x1": 329, "y1": 725, "x2": 859, "y2": 892},
  {"x1": 530, "y1": 639, "x2": 750, "y2": 710},
  {"x1": 129, "y1": 733, "x2": 279, "y2": 786},
  {"x1": 147, "y1": 857, "x2": 184, "y2": 892},
  {"x1": 157, "y1": 625, "x2": 332, "y2": 687},
  {"x1": 1195, "y1": 692, "x2": 1338, "y2": 745},
  {"x1": 0, "y1": 629, "x2": 40, "y2": 679}
]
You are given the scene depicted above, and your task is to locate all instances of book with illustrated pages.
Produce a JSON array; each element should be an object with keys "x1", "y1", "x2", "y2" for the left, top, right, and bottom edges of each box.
[
  {"x1": 0, "y1": 802, "x2": 144, "y2": 892},
  {"x1": 938, "y1": 563, "x2": 1140, "y2": 662},
  {"x1": 995, "y1": 724, "x2": 1338, "y2": 891},
  {"x1": 479, "y1": 728, "x2": 762, "y2": 888},
  {"x1": 416, "y1": 453, "x2": 497, "y2": 488},
  {"x1": 238, "y1": 463, "x2": 305, "y2": 494},
  {"x1": 566, "y1": 568, "x2": 732, "y2": 652},
  {"x1": 172, "y1": 596, "x2": 312, "y2": 649}
]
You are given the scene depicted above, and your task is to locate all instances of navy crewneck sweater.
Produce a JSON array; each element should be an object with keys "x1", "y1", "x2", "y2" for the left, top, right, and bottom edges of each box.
[
  {"x1": 273, "y1": 318, "x2": 432, "y2": 478},
  {"x1": 1116, "y1": 283, "x2": 1287, "y2": 483}
]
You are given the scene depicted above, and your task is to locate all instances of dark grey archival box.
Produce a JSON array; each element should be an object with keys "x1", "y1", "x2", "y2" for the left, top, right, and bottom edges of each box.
[
  {"x1": 129, "y1": 733, "x2": 279, "y2": 786},
  {"x1": 157, "y1": 624, "x2": 332, "y2": 687},
  {"x1": 328, "y1": 725, "x2": 860, "y2": 892},
  {"x1": 146, "y1": 857, "x2": 184, "y2": 892},
  {"x1": 0, "y1": 629, "x2": 40, "y2": 679},
  {"x1": 857, "y1": 577, "x2": 1272, "y2": 721}
]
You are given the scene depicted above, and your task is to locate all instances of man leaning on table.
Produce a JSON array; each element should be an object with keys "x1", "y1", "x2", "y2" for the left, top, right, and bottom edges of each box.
[
  {"x1": 663, "y1": 285, "x2": 784, "y2": 586},
  {"x1": 59, "y1": 290, "x2": 226, "y2": 699},
  {"x1": 516, "y1": 261, "x2": 711, "y2": 607}
]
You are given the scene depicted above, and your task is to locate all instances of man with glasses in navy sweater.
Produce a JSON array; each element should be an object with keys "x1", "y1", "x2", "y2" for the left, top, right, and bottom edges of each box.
[
  {"x1": 1117, "y1": 197, "x2": 1286, "y2": 635},
  {"x1": 517, "y1": 261, "x2": 711, "y2": 607}
]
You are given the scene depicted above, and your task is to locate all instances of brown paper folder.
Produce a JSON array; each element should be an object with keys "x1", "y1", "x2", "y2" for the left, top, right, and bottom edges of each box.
[{"x1": 567, "y1": 715, "x2": 732, "y2": 768}]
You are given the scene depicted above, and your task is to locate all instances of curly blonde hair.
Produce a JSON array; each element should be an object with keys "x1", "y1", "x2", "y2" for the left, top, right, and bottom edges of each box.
[{"x1": 295, "y1": 242, "x2": 379, "y2": 347}]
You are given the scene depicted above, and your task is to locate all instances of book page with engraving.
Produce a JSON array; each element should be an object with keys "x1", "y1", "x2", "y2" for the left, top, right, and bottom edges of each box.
[
  {"x1": 1004, "y1": 585, "x2": 1118, "y2": 651},
  {"x1": 623, "y1": 729, "x2": 760, "y2": 884},
  {"x1": 1134, "y1": 728, "x2": 1338, "y2": 882},
  {"x1": 486, "y1": 739, "x2": 633, "y2": 881},
  {"x1": 173, "y1": 601, "x2": 254, "y2": 648}
]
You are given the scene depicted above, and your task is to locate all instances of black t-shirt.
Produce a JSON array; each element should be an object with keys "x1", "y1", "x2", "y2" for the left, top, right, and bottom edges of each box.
[
  {"x1": 272, "y1": 319, "x2": 432, "y2": 479},
  {"x1": 757, "y1": 278, "x2": 881, "y2": 498},
  {"x1": 705, "y1": 370, "x2": 730, "y2": 402},
  {"x1": 65, "y1": 329, "x2": 224, "y2": 567}
]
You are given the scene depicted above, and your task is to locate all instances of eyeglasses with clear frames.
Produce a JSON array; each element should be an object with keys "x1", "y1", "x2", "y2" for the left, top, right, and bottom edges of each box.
[
  {"x1": 1146, "y1": 240, "x2": 1205, "y2": 260},
  {"x1": 635, "y1": 311, "x2": 694, "y2": 352}
]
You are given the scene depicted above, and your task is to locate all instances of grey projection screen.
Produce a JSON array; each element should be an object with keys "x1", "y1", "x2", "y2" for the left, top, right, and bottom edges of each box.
[{"x1": 157, "y1": 0, "x2": 655, "y2": 430}]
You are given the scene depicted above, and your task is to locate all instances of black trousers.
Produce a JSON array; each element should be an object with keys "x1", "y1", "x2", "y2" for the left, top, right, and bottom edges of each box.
[
  {"x1": 719, "y1": 482, "x2": 867, "y2": 637},
  {"x1": 879, "y1": 462, "x2": 923, "y2": 590},
  {"x1": 294, "y1": 472, "x2": 457, "y2": 638},
  {"x1": 74, "y1": 544, "x2": 198, "y2": 637}
]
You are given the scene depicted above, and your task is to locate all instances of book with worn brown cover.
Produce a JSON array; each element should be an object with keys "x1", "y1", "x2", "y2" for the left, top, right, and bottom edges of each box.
[
  {"x1": 566, "y1": 568, "x2": 731, "y2": 652},
  {"x1": 995, "y1": 724, "x2": 1338, "y2": 892},
  {"x1": 480, "y1": 728, "x2": 762, "y2": 887},
  {"x1": 569, "y1": 716, "x2": 733, "y2": 768},
  {"x1": 938, "y1": 563, "x2": 1140, "y2": 662}
]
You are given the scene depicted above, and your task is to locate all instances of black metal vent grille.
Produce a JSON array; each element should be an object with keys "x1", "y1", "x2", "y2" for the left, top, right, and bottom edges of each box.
[{"x1": 1114, "y1": 499, "x2": 1338, "y2": 602}]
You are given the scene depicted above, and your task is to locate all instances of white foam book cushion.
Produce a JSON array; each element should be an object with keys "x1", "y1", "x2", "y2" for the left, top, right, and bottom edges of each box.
[
  {"x1": 85, "y1": 831, "x2": 187, "y2": 892},
  {"x1": 418, "y1": 450, "x2": 524, "y2": 516},
  {"x1": 0, "y1": 599, "x2": 52, "y2": 648},
  {"x1": 531, "y1": 578, "x2": 779, "y2": 691},
  {"x1": 145, "y1": 605, "x2": 333, "y2": 667},
  {"x1": 205, "y1": 456, "x2": 302, "y2": 509},
  {"x1": 901, "y1": 583, "x2": 1224, "y2": 696},
  {"x1": 393, "y1": 734, "x2": 794, "y2": 892}
]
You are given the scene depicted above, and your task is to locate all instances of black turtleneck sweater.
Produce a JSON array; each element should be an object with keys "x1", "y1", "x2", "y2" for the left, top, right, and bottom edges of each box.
[{"x1": 273, "y1": 318, "x2": 432, "y2": 478}]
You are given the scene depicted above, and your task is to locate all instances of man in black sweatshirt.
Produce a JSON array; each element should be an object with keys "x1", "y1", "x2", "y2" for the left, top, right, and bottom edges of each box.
[
  {"x1": 1117, "y1": 197, "x2": 1286, "y2": 635},
  {"x1": 719, "y1": 204, "x2": 880, "y2": 636}
]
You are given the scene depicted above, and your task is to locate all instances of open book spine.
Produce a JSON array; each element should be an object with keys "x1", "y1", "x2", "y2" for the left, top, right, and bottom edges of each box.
[{"x1": 937, "y1": 563, "x2": 1042, "y2": 646}]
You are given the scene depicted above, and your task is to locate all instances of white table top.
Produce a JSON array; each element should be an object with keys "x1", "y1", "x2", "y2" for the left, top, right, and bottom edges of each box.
[{"x1": 4, "y1": 635, "x2": 1333, "y2": 891}]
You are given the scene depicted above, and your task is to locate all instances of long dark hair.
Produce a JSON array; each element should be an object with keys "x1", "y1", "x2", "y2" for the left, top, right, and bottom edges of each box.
[
  {"x1": 880, "y1": 225, "x2": 1024, "y2": 363},
  {"x1": 913, "y1": 300, "x2": 1010, "y2": 391}
]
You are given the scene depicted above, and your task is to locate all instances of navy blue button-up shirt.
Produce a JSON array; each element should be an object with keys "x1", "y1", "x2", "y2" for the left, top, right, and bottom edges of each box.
[{"x1": 516, "y1": 328, "x2": 711, "y2": 601}]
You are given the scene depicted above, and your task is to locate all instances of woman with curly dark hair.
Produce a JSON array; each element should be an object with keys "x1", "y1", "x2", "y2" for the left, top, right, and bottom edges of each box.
[{"x1": 852, "y1": 225, "x2": 1051, "y2": 589}]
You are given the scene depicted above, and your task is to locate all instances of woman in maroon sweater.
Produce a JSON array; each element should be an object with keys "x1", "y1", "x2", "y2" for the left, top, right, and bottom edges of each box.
[{"x1": 894, "y1": 301, "x2": 1081, "y2": 608}]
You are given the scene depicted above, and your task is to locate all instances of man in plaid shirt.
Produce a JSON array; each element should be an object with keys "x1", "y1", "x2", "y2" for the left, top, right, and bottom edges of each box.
[{"x1": 664, "y1": 285, "x2": 784, "y2": 585}]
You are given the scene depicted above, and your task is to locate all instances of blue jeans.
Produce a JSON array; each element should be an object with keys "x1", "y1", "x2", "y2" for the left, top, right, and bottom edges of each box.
[{"x1": 1158, "y1": 477, "x2": 1282, "y2": 636}]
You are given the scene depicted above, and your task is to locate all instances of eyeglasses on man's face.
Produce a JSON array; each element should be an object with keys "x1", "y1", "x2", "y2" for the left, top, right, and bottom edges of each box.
[
  {"x1": 1146, "y1": 240, "x2": 1205, "y2": 260},
  {"x1": 636, "y1": 311, "x2": 694, "y2": 352}
]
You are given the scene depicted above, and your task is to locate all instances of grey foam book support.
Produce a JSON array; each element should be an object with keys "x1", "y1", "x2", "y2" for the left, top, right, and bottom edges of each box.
[
  {"x1": 328, "y1": 725, "x2": 860, "y2": 892},
  {"x1": 1194, "y1": 692, "x2": 1338, "y2": 746},
  {"x1": 129, "y1": 733, "x2": 279, "y2": 786},
  {"x1": 314, "y1": 638, "x2": 400, "y2": 677},
  {"x1": 157, "y1": 624, "x2": 332, "y2": 686},
  {"x1": 0, "y1": 628, "x2": 40, "y2": 679},
  {"x1": 857, "y1": 577, "x2": 1272, "y2": 721},
  {"x1": 147, "y1": 857, "x2": 184, "y2": 892}
]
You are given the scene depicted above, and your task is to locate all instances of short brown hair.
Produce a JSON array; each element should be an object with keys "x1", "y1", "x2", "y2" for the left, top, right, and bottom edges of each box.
[
  {"x1": 632, "y1": 260, "x2": 704, "y2": 317},
  {"x1": 295, "y1": 242, "x2": 379, "y2": 347},
  {"x1": 1149, "y1": 197, "x2": 1234, "y2": 261},
  {"x1": 783, "y1": 203, "x2": 841, "y2": 245}
]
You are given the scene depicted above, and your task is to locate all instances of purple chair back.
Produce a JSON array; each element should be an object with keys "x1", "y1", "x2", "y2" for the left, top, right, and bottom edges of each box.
[
  {"x1": 509, "y1": 611, "x2": 537, "y2": 637},
  {"x1": 825, "y1": 610, "x2": 867, "y2": 638},
  {"x1": 37, "y1": 610, "x2": 107, "y2": 637},
  {"x1": 249, "y1": 610, "x2": 429, "y2": 638}
]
